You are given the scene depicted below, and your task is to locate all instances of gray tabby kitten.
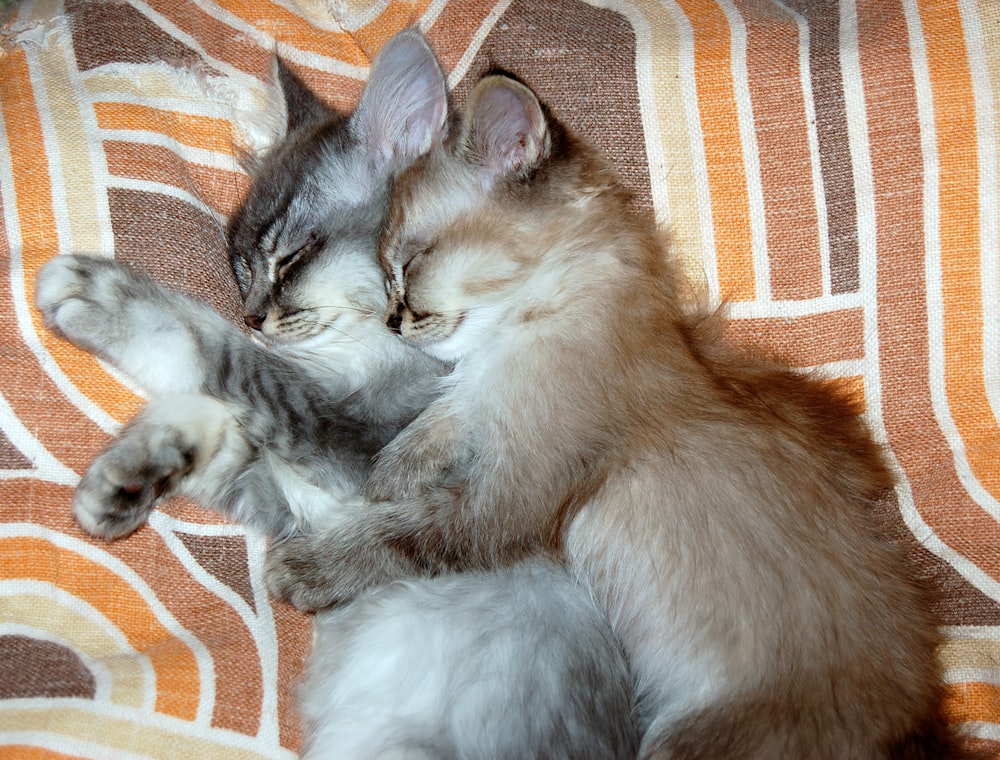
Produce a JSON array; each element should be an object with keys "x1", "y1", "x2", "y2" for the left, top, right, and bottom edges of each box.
[
  {"x1": 36, "y1": 31, "x2": 449, "y2": 540},
  {"x1": 36, "y1": 30, "x2": 637, "y2": 759}
]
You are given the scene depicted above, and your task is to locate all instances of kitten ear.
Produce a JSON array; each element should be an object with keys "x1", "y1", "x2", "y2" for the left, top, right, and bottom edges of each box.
[
  {"x1": 274, "y1": 56, "x2": 336, "y2": 134},
  {"x1": 351, "y1": 28, "x2": 448, "y2": 171},
  {"x1": 463, "y1": 75, "x2": 549, "y2": 181}
]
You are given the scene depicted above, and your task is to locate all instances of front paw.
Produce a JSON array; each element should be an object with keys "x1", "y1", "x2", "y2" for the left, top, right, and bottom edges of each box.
[
  {"x1": 265, "y1": 530, "x2": 413, "y2": 612},
  {"x1": 74, "y1": 426, "x2": 195, "y2": 539},
  {"x1": 35, "y1": 256, "x2": 115, "y2": 349}
]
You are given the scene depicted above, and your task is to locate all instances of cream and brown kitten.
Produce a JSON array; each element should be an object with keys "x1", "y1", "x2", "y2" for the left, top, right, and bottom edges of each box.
[{"x1": 267, "y1": 74, "x2": 969, "y2": 757}]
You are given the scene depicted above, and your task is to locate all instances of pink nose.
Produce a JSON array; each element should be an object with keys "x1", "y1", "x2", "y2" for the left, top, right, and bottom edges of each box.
[{"x1": 244, "y1": 313, "x2": 264, "y2": 331}]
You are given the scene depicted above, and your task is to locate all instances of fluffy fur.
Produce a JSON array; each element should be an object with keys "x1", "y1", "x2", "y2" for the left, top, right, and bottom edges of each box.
[
  {"x1": 267, "y1": 73, "x2": 970, "y2": 758},
  {"x1": 36, "y1": 34, "x2": 637, "y2": 757},
  {"x1": 302, "y1": 559, "x2": 636, "y2": 759}
]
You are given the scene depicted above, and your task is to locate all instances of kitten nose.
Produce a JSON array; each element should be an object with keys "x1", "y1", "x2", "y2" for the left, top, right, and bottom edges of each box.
[
  {"x1": 244, "y1": 313, "x2": 265, "y2": 331},
  {"x1": 387, "y1": 303, "x2": 404, "y2": 334},
  {"x1": 387, "y1": 311, "x2": 402, "y2": 334}
]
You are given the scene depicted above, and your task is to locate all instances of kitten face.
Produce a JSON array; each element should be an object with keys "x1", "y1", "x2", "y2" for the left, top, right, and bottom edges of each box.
[
  {"x1": 380, "y1": 77, "x2": 577, "y2": 363},
  {"x1": 227, "y1": 29, "x2": 448, "y2": 353},
  {"x1": 228, "y1": 124, "x2": 388, "y2": 349},
  {"x1": 380, "y1": 161, "x2": 527, "y2": 360}
]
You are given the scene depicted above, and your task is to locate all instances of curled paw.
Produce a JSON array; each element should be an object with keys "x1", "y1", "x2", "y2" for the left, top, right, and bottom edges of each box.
[
  {"x1": 265, "y1": 529, "x2": 412, "y2": 612},
  {"x1": 35, "y1": 254, "x2": 155, "y2": 355},
  {"x1": 73, "y1": 428, "x2": 195, "y2": 540}
]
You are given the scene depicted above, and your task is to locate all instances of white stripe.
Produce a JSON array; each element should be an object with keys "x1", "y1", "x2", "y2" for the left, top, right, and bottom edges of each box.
[
  {"x1": 945, "y1": 667, "x2": 1000, "y2": 686},
  {"x1": 419, "y1": 0, "x2": 450, "y2": 31},
  {"x1": 943, "y1": 625, "x2": 1000, "y2": 640},
  {"x1": 960, "y1": 720, "x2": 1000, "y2": 742},
  {"x1": 0, "y1": 390, "x2": 78, "y2": 486},
  {"x1": 96, "y1": 126, "x2": 246, "y2": 173},
  {"x1": 727, "y1": 290, "x2": 862, "y2": 319},
  {"x1": 719, "y1": 0, "x2": 770, "y2": 301}
]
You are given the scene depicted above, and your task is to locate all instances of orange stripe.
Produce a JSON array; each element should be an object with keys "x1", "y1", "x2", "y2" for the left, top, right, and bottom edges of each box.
[
  {"x1": 673, "y1": 0, "x2": 755, "y2": 302},
  {"x1": 212, "y1": 0, "x2": 367, "y2": 63},
  {"x1": 0, "y1": 750, "x2": 80, "y2": 760},
  {"x1": 94, "y1": 102, "x2": 236, "y2": 155},
  {"x1": 944, "y1": 681, "x2": 1000, "y2": 725},
  {"x1": 0, "y1": 48, "x2": 140, "y2": 425},
  {"x1": 351, "y1": 1, "x2": 431, "y2": 57},
  {"x1": 0, "y1": 536, "x2": 201, "y2": 720},
  {"x1": 920, "y1": 0, "x2": 1000, "y2": 500}
]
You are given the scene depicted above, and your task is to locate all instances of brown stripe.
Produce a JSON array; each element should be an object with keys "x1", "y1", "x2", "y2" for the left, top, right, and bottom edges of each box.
[
  {"x1": 0, "y1": 635, "x2": 96, "y2": 699},
  {"x1": 176, "y1": 532, "x2": 255, "y2": 612},
  {"x1": 143, "y1": 0, "x2": 271, "y2": 78},
  {"x1": 783, "y1": 0, "x2": 861, "y2": 294},
  {"x1": 108, "y1": 187, "x2": 243, "y2": 324},
  {"x1": 448, "y1": 0, "x2": 653, "y2": 214},
  {"x1": 0, "y1": 429, "x2": 32, "y2": 470},
  {"x1": 873, "y1": 493, "x2": 1000, "y2": 627},
  {"x1": 724, "y1": 308, "x2": 864, "y2": 367},
  {"x1": 66, "y1": 0, "x2": 203, "y2": 72},
  {"x1": 739, "y1": 1, "x2": 822, "y2": 300},
  {"x1": 103, "y1": 141, "x2": 250, "y2": 218}
]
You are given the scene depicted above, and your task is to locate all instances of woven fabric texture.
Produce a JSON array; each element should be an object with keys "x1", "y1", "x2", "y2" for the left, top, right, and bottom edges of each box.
[{"x1": 1, "y1": 0, "x2": 999, "y2": 755}]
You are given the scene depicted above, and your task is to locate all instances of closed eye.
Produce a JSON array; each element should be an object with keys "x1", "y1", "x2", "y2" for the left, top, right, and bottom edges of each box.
[
  {"x1": 275, "y1": 236, "x2": 323, "y2": 279},
  {"x1": 401, "y1": 240, "x2": 435, "y2": 275}
]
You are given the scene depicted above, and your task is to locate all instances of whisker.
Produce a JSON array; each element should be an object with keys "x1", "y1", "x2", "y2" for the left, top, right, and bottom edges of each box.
[{"x1": 295, "y1": 304, "x2": 384, "y2": 317}]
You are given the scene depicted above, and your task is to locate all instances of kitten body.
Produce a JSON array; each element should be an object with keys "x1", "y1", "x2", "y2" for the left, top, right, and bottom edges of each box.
[
  {"x1": 36, "y1": 35, "x2": 637, "y2": 757},
  {"x1": 268, "y1": 75, "x2": 965, "y2": 758}
]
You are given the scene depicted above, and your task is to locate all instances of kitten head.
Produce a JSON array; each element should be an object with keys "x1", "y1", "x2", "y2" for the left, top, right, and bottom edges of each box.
[
  {"x1": 226, "y1": 29, "x2": 448, "y2": 353},
  {"x1": 380, "y1": 74, "x2": 622, "y2": 362}
]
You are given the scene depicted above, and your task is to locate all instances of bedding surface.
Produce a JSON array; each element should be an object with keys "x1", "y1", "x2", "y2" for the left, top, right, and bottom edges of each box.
[{"x1": 1, "y1": 0, "x2": 999, "y2": 755}]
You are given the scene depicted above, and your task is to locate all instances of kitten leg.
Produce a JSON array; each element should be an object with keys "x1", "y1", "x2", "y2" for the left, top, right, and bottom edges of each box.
[
  {"x1": 265, "y1": 502, "x2": 419, "y2": 610},
  {"x1": 36, "y1": 254, "x2": 237, "y2": 395},
  {"x1": 74, "y1": 394, "x2": 249, "y2": 539},
  {"x1": 364, "y1": 403, "x2": 461, "y2": 501}
]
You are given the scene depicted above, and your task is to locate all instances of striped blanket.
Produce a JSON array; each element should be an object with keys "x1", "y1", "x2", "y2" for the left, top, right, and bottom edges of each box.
[{"x1": 1, "y1": 0, "x2": 998, "y2": 756}]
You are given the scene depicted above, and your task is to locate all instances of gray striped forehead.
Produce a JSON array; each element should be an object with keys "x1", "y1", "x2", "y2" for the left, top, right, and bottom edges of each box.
[{"x1": 244, "y1": 134, "x2": 385, "y2": 263}]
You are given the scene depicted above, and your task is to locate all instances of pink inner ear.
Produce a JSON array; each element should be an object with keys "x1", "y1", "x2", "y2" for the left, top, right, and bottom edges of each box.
[{"x1": 473, "y1": 82, "x2": 545, "y2": 173}]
